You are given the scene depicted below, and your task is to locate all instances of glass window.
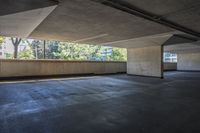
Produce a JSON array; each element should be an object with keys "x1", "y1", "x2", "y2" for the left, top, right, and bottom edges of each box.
[{"x1": 163, "y1": 52, "x2": 177, "y2": 62}]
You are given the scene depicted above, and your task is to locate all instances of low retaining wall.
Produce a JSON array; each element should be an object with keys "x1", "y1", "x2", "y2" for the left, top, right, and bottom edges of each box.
[
  {"x1": 0, "y1": 59, "x2": 126, "y2": 78},
  {"x1": 164, "y1": 62, "x2": 177, "y2": 71}
]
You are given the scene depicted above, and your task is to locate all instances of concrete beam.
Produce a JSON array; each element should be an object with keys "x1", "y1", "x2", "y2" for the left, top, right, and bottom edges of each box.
[
  {"x1": 163, "y1": 34, "x2": 198, "y2": 46},
  {"x1": 127, "y1": 45, "x2": 163, "y2": 78},
  {"x1": 164, "y1": 42, "x2": 200, "y2": 54}
]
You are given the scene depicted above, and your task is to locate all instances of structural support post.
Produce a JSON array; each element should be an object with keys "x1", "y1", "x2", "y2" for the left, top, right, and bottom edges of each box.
[
  {"x1": 127, "y1": 45, "x2": 163, "y2": 78},
  {"x1": 43, "y1": 40, "x2": 46, "y2": 59}
]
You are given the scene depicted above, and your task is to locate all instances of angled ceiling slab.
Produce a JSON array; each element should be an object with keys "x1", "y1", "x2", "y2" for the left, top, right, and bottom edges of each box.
[
  {"x1": 30, "y1": 0, "x2": 173, "y2": 44},
  {"x1": 164, "y1": 41, "x2": 200, "y2": 53},
  {"x1": 0, "y1": 0, "x2": 58, "y2": 16},
  {"x1": 0, "y1": 5, "x2": 57, "y2": 38},
  {"x1": 163, "y1": 34, "x2": 198, "y2": 46},
  {"x1": 98, "y1": 33, "x2": 174, "y2": 48}
]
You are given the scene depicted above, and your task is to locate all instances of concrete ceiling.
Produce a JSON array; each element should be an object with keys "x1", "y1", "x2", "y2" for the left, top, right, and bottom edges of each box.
[
  {"x1": 0, "y1": 0, "x2": 58, "y2": 16},
  {"x1": 0, "y1": 6, "x2": 57, "y2": 37},
  {"x1": 124, "y1": 0, "x2": 200, "y2": 32},
  {"x1": 0, "y1": 0, "x2": 200, "y2": 51},
  {"x1": 30, "y1": 0, "x2": 173, "y2": 43},
  {"x1": 98, "y1": 32, "x2": 174, "y2": 48},
  {"x1": 163, "y1": 34, "x2": 198, "y2": 46},
  {"x1": 164, "y1": 41, "x2": 200, "y2": 53}
]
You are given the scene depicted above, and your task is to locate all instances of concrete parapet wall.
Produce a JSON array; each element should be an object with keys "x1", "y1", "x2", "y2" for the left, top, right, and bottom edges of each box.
[
  {"x1": 177, "y1": 53, "x2": 200, "y2": 71},
  {"x1": 164, "y1": 62, "x2": 177, "y2": 71},
  {"x1": 0, "y1": 59, "x2": 126, "y2": 78}
]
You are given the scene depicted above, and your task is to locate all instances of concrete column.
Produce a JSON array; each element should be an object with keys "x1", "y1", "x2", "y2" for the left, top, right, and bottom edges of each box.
[
  {"x1": 177, "y1": 52, "x2": 200, "y2": 71},
  {"x1": 127, "y1": 45, "x2": 163, "y2": 78}
]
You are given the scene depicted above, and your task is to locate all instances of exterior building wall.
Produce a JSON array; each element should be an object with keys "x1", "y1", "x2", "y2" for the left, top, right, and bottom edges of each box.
[{"x1": 0, "y1": 38, "x2": 14, "y2": 59}]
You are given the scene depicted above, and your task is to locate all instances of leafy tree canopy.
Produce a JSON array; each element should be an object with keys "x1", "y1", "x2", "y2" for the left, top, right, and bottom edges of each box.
[
  {"x1": 2, "y1": 37, "x2": 127, "y2": 61},
  {"x1": 0, "y1": 36, "x2": 5, "y2": 44}
]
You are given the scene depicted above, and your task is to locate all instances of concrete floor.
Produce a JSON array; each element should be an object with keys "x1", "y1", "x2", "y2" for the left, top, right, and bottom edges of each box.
[{"x1": 0, "y1": 71, "x2": 200, "y2": 133}]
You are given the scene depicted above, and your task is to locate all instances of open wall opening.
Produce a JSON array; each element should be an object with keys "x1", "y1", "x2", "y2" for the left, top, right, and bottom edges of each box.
[
  {"x1": 0, "y1": 36, "x2": 127, "y2": 61},
  {"x1": 164, "y1": 42, "x2": 200, "y2": 73},
  {"x1": 163, "y1": 52, "x2": 177, "y2": 71},
  {"x1": 0, "y1": 36, "x2": 127, "y2": 78},
  {"x1": 163, "y1": 40, "x2": 200, "y2": 79}
]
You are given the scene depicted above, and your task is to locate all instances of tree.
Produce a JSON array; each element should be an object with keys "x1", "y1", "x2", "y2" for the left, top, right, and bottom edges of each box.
[
  {"x1": 19, "y1": 49, "x2": 34, "y2": 59},
  {"x1": 11, "y1": 37, "x2": 22, "y2": 59},
  {"x1": 108, "y1": 48, "x2": 127, "y2": 61},
  {"x1": 47, "y1": 41, "x2": 127, "y2": 61},
  {"x1": 30, "y1": 40, "x2": 44, "y2": 59},
  {"x1": 0, "y1": 36, "x2": 5, "y2": 44},
  {"x1": 46, "y1": 41, "x2": 59, "y2": 59},
  {"x1": 53, "y1": 42, "x2": 105, "y2": 60},
  {"x1": 6, "y1": 37, "x2": 127, "y2": 61}
]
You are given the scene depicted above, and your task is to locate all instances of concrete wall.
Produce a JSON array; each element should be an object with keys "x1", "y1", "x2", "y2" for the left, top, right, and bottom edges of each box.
[
  {"x1": 177, "y1": 53, "x2": 200, "y2": 71},
  {"x1": 0, "y1": 59, "x2": 126, "y2": 78},
  {"x1": 164, "y1": 62, "x2": 177, "y2": 71},
  {"x1": 127, "y1": 46, "x2": 163, "y2": 78}
]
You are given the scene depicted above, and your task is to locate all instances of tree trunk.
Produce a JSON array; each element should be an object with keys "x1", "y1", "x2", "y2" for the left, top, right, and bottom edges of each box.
[
  {"x1": 14, "y1": 45, "x2": 18, "y2": 59},
  {"x1": 11, "y1": 37, "x2": 22, "y2": 59}
]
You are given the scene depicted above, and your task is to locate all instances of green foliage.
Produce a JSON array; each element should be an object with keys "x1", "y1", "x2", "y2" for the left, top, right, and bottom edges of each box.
[
  {"x1": 108, "y1": 48, "x2": 127, "y2": 61},
  {"x1": 5, "y1": 53, "x2": 13, "y2": 59},
  {"x1": 48, "y1": 42, "x2": 127, "y2": 61},
  {"x1": 31, "y1": 40, "x2": 44, "y2": 59},
  {"x1": 46, "y1": 41, "x2": 59, "y2": 59},
  {"x1": 0, "y1": 36, "x2": 5, "y2": 45},
  {"x1": 2, "y1": 37, "x2": 127, "y2": 61},
  {"x1": 52, "y1": 42, "x2": 105, "y2": 60},
  {"x1": 19, "y1": 49, "x2": 34, "y2": 59}
]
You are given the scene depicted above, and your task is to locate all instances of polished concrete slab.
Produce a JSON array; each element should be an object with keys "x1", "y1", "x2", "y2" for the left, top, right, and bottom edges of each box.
[{"x1": 0, "y1": 71, "x2": 200, "y2": 133}]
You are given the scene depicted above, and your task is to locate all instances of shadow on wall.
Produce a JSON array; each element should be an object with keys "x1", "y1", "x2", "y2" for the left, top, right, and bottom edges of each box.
[{"x1": 164, "y1": 62, "x2": 177, "y2": 71}]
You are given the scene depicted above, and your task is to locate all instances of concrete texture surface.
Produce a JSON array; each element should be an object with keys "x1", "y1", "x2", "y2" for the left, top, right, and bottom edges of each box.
[
  {"x1": 125, "y1": 0, "x2": 200, "y2": 32},
  {"x1": 99, "y1": 33, "x2": 173, "y2": 48},
  {"x1": 0, "y1": 71, "x2": 200, "y2": 133},
  {"x1": 0, "y1": 6, "x2": 57, "y2": 37},
  {"x1": 177, "y1": 53, "x2": 200, "y2": 71},
  {"x1": 163, "y1": 34, "x2": 198, "y2": 46},
  {"x1": 0, "y1": 0, "x2": 200, "y2": 52},
  {"x1": 164, "y1": 42, "x2": 200, "y2": 54},
  {"x1": 0, "y1": 60, "x2": 126, "y2": 78},
  {"x1": 30, "y1": 0, "x2": 173, "y2": 44},
  {"x1": 0, "y1": 0, "x2": 58, "y2": 16},
  {"x1": 164, "y1": 62, "x2": 177, "y2": 71},
  {"x1": 29, "y1": 0, "x2": 200, "y2": 46},
  {"x1": 127, "y1": 46, "x2": 163, "y2": 77}
]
